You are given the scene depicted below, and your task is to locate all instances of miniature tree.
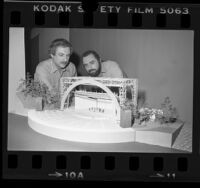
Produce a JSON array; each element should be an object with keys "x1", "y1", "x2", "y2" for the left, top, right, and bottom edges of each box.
[
  {"x1": 157, "y1": 97, "x2": 179, "y2": 124},
  {"x1": 16, "y1": 73, "x2": 60, "y2": 110}
]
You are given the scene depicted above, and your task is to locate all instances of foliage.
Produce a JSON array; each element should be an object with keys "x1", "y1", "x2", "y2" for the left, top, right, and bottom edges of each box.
[
  {"x1": 135, "y1": 97, "x2": 179, "y2": 125},
  {"x1": 157, "y1": 97, "x2": 179, "y2": 124},
  {"x1": 17, "y1": 73, "x2": 60, "y2": 107},
  {"x1": 121, "y1": 99, "x2": 135, "y2": 110}
]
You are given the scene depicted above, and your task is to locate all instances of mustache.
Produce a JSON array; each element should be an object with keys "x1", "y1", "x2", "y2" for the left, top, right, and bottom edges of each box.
[
  {"x1": 89, "y1": 69, "x2": 96, "y2": 73},
  {"x1": 61, "y1": 61, "x2": 69, "y2": 65}
]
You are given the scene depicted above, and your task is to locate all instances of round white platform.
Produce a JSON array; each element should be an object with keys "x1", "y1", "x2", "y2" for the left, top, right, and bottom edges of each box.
[{"x1": 28, "y1": 109, "x2": 135, "y2": 143}]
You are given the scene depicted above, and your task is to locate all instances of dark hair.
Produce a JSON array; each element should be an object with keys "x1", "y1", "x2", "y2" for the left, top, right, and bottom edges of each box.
[
  {"x1": 82, "y1": 50, "x2": 101, "y2": 62},
  {"x1": 48, "y1": 38, "x2": 73, "y2": 55}
]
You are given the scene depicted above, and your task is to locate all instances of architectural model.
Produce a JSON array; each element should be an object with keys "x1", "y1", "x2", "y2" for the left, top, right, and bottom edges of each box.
[
  {"x1": 60, "y1": 77, "x2": 138, "y2": 126},
  {"x1": 27, "y1": 77, "x2": 183, "y2": 147},
  {"x1": 28, "y1": 77, "x2": 138, "y2": 143}
]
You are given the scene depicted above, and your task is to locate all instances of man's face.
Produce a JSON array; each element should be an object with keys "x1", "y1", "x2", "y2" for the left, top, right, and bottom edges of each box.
[
  {"x1": 82, "y1": 54, "x2": 100, "y2": 77},
  {"x1": 51, "y1": 46, "x2": 71, "y2": 69}
]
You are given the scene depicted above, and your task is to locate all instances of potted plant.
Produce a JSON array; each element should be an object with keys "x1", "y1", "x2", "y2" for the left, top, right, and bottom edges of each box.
[{"x1": 16, "y1": 73, "x2": 60, "y2": 111}]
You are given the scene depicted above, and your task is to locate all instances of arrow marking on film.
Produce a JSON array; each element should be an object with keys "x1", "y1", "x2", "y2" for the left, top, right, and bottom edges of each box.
[
  {"x1": 149, "y1": 173, "x2": 165, "y2": 178},
  {"x1": 48, "y1": 171, "x2": 63, "y2": 177}
]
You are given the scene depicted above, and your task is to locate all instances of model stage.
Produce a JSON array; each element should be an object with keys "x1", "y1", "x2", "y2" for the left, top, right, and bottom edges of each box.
[
  {"x1": 28, "y1": 108, "x2": 135, "y2": 143},
  {"x1": 28, "y1": 77, "x2": 138, "y2": 143},
  {"x1": 28, "y1": 108, "x2": 183, "y2": 147},
  {"x1": 26, "y1": 77, "x2": 183, "y2": 148}
]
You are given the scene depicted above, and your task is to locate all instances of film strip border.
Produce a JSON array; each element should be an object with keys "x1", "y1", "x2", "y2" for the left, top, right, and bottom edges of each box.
[
  {"x1": 4, "y1": 152, "x2": 199, "y2": 181},
  {"x1": 5, "y1": 2, "x2": 200, "y2": 29},
  {"x1": 3, "y1": 1, "x2": 200, "y2": 181},
  {"x1": 9, "y1": 11, "x2": 191, "y2": 29}
]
